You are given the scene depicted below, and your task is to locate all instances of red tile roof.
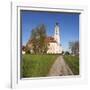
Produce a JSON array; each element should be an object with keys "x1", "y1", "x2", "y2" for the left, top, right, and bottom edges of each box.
[{"x1": 44, "y1": 36, "x2": 56, "y2": 43}]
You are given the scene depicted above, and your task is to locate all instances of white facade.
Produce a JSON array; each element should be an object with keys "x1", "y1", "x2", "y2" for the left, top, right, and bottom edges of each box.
[
  {"x1": 47, "y1": 23, "x2": 62, "y2": 54},
  {"x1": 47, "y1": 42, "x2": 62, "y2": 54},
  {"x1": 22, "y1": 51, "x2": 25, "y2": 54}
]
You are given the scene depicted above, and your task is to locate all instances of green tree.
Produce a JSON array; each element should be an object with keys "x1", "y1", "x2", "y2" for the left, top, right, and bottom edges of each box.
[
  {"x1": 25, "y1": 44, "x2": 30, "y2": 54},
  {"x1": 69, "y1": 41, "x2": 79, "y2": 55},
  {"x1": 65, "y1": 51, "x2": 70, "y2": 55},
  {"x1": 31, "y1": 24, "x2": 48, "y2": 54}
]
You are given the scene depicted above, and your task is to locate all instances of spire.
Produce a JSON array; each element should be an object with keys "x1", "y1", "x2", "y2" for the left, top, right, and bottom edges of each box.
[{"x1": 56, "y1": 22, "x2": 59, "y2": 26}]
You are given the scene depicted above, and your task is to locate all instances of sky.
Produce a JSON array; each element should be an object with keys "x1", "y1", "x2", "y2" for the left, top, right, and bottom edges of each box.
[{"x1": 21, "y1": 10, "x2": 79, "y2": 51}]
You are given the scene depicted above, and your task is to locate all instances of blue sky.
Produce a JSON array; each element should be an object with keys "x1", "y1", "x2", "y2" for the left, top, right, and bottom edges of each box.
[{"x1": 21, "y1": 10, "x2": 79, "y2": 51}]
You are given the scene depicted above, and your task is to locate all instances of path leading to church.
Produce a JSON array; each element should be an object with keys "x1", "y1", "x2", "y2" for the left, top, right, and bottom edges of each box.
[{"x1": 48, "y1": 55, "x2": 73, "y2": 76}]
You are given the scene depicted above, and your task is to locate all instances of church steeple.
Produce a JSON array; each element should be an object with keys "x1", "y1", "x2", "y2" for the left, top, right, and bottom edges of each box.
[
  {"x1": 55, "y1": 23, "x2": 59, "y2": 35},
  {"x1": 47, "y1": 22, "x2": 62, "y2": 54},
  {"x1": 54, "y1": 22, "x2": 60, "y2": 45}
]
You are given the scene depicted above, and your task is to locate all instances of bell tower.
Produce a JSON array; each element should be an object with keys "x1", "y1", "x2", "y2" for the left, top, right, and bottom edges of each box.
[{"x1": 54, "y1": 22, "x2": 60, "y2": 45}]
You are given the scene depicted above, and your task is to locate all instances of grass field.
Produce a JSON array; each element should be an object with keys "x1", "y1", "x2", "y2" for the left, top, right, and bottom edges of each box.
[
  {"x1": 21, "y1": 54, "x2": 59, "y2": 78},
  {"x1": 63, "y1": 55, "x2": 79, "y2": 75}
]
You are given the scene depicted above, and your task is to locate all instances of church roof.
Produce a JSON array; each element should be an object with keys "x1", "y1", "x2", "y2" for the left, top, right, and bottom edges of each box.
[
  {"x1": 44, "y1": 36, "x2": 57, "y2": 43},
  {"x1": 27, "y1": 36, "x2": 57, "y2": 46}
]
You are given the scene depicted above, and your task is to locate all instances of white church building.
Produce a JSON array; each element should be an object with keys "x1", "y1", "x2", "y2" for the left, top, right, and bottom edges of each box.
[{"x1": 46, "y1": 23, "x2": 62, "y2": 54}]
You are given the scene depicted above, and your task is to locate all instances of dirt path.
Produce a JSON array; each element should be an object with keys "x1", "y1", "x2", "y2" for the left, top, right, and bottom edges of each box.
[{"x1": 48, "y1": 55, "x2": 73, "y2": 76}]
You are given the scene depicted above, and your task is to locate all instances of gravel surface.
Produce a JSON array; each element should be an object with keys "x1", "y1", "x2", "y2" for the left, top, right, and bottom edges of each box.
[{"x1": 48, "y1": 55, "x2": 73, "y2": 76}]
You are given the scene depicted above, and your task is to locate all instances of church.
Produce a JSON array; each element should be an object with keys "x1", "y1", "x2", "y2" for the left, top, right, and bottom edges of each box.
[
  {"x1": 25, "y1": 23, "x2": 62, "y2": 54},
  {"x1": 46, "y1": 23, "x2": 62, "y2": 54}
]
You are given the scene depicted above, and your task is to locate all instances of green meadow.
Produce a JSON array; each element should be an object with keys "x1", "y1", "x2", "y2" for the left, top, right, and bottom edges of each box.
[
  {"x1": 64, "y1": 55, "x2": 79, "y2": 75},
  {"x1": 21, "y1": 54, "x2": 58, "y2": 77}
]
